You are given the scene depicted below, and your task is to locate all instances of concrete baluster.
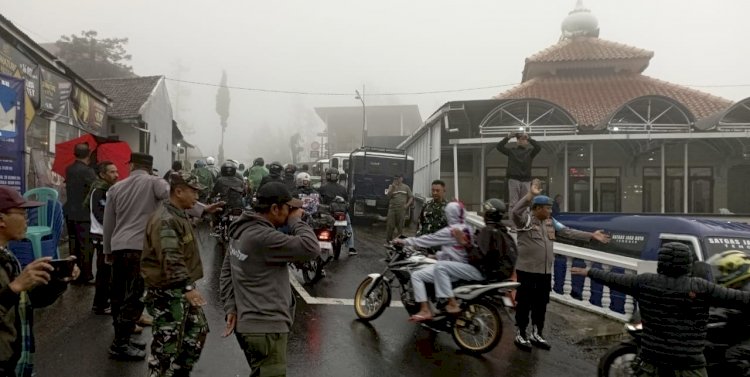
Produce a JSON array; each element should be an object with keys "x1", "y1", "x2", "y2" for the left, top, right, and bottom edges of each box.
[
  {"x1": 563, "y1": 256, "x2": 573, "y2": 296},
  {"x1": 623, "y1": 269, "x2": 636, "y2": 316},
  {"x1": 601, "y1": 264, "x2": 612, "y2": 311},
  {"x1": 581, "y1": 260, "x2": 592, "y2": 304}
]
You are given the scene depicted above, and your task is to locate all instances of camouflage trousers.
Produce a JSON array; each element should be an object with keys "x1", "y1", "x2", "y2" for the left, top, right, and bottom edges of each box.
[{"x1": 145, "y1": 288, "x2": 209, "y2": 377}]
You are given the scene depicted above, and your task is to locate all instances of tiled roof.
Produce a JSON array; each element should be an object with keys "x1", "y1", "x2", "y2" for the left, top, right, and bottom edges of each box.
[
  {"x1": 89, "y1": 76, "x2": 162, "y2": 119},
  {"x1": 526, "y1": 37, "x2": 654, "y2": 63},
  {"x1": 494, "y1": 73, "x2": 732, "y2": 129}
]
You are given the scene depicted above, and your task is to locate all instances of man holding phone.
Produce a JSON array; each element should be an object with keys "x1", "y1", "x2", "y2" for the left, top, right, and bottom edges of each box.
[
  {"x1": 141, "y1": 172, "x2": 209, "y2": 376},
  {"x1": 496, "y1": 132, "x2": 542, "y2": 210},
  {"x1": 220, "y1": 182, "x2": 320, "y2": 376},
  {"x1": 0, "y1": 186, "x2": 79, "y2": 376}
]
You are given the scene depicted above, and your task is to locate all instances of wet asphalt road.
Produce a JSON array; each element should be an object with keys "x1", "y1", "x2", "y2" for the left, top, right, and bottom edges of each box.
[{"x1": 33, "y1": 221, "x2": 604, "y2": 377}]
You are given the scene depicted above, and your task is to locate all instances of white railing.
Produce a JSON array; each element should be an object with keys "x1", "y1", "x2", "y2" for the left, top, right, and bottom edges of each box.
[{"x1": 465, "y1": 212, "x2": 638, "y2": 322}]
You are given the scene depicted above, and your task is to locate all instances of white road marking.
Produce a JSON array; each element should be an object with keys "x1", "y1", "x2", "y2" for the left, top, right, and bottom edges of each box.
[{"x1": 289, "y1": 273, "x2": 403, "y2": 307}]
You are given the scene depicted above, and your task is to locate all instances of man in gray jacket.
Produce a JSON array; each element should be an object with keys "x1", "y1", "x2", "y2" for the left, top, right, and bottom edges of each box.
[
  {"x1": 512, "y1": 180, "x2": 610, "y2": 351},
  {"x1": 220, "y1": 182, "x2": 320, "y2": 377}
]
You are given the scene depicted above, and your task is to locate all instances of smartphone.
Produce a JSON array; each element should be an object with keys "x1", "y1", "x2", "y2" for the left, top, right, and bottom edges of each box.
[{"x1": 49, "y1": 259, "x2": 75, "y2": 280}]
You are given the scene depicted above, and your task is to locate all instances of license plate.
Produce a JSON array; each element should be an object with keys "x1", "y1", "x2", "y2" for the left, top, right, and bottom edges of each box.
[
  {"x1": 334, "y1": 220, "x2": 348, "y2": 226},
  {"x1": 365, "y1": 199, "x2": 376, "y2": 206},
  {"x1": 319, "y1": 241, "x2": 332, "y2": 250}
]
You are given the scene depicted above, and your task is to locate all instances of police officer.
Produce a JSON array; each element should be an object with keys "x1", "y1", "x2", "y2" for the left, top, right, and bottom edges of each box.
[
  {"x1": 417, "y1": 179, "x2": 448, "y2": 236},
  {"x1": 142, "y1": 172, "x2": 209, "y2": 376},
  {"x1": 319, "y1": 168, "x2": 356, "y2": 255},
  {"x1": 385, "y1": 173, "x2": 413, "y2": 245}
]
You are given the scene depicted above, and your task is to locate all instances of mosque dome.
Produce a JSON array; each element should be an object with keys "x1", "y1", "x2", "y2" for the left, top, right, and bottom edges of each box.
[{"x1": 561, "y1": 0, "x2": 600, "y2": 39}]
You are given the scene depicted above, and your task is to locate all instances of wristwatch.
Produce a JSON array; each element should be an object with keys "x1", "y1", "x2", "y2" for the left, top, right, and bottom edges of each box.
[{"x1": 184, "y1": 284, "x2": 195, "y2": 292}]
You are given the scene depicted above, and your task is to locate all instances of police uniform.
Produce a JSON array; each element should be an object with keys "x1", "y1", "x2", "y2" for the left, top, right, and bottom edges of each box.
[
  {"x1": 141, "y1": 173, "x2": 209, "y2": 376},
  {"x1": 416, "y1": 198, "x2": 447, "y2": 236}
]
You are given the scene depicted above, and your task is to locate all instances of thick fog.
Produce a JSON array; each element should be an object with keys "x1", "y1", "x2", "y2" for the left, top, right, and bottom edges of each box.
[{"x1": 3, "y1": 0, "x2": 749, "y2": 164}]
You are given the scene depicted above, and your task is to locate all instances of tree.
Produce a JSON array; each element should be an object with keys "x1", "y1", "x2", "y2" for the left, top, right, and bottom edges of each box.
[
  {"x1": 55, "y1": 30, "x2": 134, "y2": 79},
  {"x1": 289, "y1": 132, "x2": 303, "y2": 164},
  {"x1": 215, "y1": 70, "x2": 230, "y2": 163}
]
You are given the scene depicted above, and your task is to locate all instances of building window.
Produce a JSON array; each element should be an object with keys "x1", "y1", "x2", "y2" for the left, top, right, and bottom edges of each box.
[
  {"x1": 643, "y1": 167, "x2": 713, "y2": 213},
  {"x1": 594, "y1": 168, "x2": 621, "y2": 212},
  {"x1": 55, "y1": 122, "x2": 80, "y2": 146},
  {"x1": 568, "y1": 167, "x2": 590, "y2": 212}
]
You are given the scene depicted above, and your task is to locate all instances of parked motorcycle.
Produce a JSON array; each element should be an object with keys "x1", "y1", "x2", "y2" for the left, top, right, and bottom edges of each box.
[
  {"x1": 353, "y1": 243, "x2": 519, "y2": 354},
  {"x1": 291, "y1": 212, "x2": 336, "y2": 284},
  {"x1": 598, "y1": 315, "x2": 733, "y2": 377}
]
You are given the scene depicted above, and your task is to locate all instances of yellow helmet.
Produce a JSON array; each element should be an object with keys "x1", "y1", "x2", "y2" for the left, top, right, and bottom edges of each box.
[{"x1": 708, "y1": 250, "x2": 750, "y2": 287}]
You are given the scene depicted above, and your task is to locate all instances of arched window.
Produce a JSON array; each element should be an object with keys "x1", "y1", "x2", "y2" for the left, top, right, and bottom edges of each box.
[
  {"x1": 607, "y1": 96, "x2": 693, "y2": 133},
  {"x1": 716, "y1": 97, "x2": 750, "y2": 131},
  {"x1": 478, "y1": 99, "x2": 577, "y2": 136}
]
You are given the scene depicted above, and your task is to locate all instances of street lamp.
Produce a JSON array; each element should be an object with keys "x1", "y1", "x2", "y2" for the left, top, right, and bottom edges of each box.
[{"x1": 355, "y1": 86, "x2": 366, "y2": 147}]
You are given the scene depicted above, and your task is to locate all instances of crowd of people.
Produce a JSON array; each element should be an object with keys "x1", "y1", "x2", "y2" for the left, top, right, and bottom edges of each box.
[{"x1": 0, "y1": 134, "x2": 748, "y2": 377}]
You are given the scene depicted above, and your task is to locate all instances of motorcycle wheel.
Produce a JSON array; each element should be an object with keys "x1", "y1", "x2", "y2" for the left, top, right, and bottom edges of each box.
[
  {"x1": 353, "y1": 277, "x2": 390, "y2": 321},
  {"x1": 597, "y1": 343, "x2": 638, "y2": 377},
  {"x1": 333, "y1": 238, "x2": 342, "y2": 260},
  {"x1": 451, "y1": 300, "x2": 503, "y2": 354},
  {"x1": 302, "y1": 258, "x2": 321, "y2": 284}
]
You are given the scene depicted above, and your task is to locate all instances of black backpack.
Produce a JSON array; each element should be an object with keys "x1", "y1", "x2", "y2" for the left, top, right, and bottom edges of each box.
[{"x1": 467, "y1": 225, "x2": 518, "y2": 282}]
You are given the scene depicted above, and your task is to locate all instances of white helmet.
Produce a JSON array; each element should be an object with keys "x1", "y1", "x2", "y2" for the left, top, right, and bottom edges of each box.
[
  {"x1": 295, "y1": 172, "x2": 311, "y2": 187},
  {"x1": 206, "y1": 156, "x2": 216, "y2": 165},
  {"x1": 227, "y1": 159, "x2": 239, "y2": 168}
]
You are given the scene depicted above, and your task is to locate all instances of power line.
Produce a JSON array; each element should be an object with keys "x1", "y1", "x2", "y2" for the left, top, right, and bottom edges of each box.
[{"x1": 165, "y1": 77, "x2": 518, "y2": 96}]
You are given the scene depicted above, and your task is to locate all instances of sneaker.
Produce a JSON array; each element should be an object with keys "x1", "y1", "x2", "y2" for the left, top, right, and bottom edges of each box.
[
  {"x1": 529, "y1": 327, "x2": 551, "y2": 350},
  {"x1": 109, "y1": 343, "x2": 146, "y2": 361},
  {"x1": 129, "y1": 338, "x2": 147, "y2": 350},
  {"x1": 513, "y1": 329, "x2": 532, "y2": 351},
  {"x1": 348, "y1": 248, "x2": 358, "y2": 256},
  {"x1": 137, "y1": 314, "x2": 153, "y2": 327}
]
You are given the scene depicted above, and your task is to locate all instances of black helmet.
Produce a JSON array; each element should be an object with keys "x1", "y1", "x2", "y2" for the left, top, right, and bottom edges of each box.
[
  {"x1": 325, "y1": 168, "x2": 339, "y2": 182},
  {"x1": 220, "y1": 161, "x2": 237, "y2": 177},
  {"x1": 269, "y1": 161, "x2": 283, "y2": 175},
  {"x1": 253, "y1": 157, "x2": 264, "y2": 167},
  {"x1": 285, "y1": 164, "x2": 297, "y2": 175},
  {"x1": 482, "y1": 198, "x2": 506, "y2": 224},
  {"x1": 238, "y1": 163, "x2": 245, "y2": 171}
]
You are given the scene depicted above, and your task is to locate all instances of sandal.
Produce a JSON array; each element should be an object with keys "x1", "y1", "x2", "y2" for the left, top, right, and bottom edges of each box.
[{"x1": 408, "y1": 314, "x2": 433, "y2": 322}]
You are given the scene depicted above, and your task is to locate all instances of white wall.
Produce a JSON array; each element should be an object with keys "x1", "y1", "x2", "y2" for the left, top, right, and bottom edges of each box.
[
  {"x1": 141, "y1": 79, "x2": 174, "y2": 175},
  {"x1": 404, "y1": 122, "x2": 441, "y2": 200}
]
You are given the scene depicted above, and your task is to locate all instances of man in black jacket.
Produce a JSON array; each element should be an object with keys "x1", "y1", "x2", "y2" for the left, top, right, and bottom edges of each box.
[
  {"x1": 64, "y1": 142, "x2": 97, "y2": 284},
  {"x1": 571, "y1": 243, "x2": 750, "y2": 377},
  {"x1": 85, "y1": 161, "x2": 119, "y2": 315},
  {"x1": 496, "y1": 132, "x2": 541, "y2": 209}
]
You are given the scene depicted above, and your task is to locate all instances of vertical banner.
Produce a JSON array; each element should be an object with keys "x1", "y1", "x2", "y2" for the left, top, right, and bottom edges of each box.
[{"x1": 0, "y1": 74, "x2": 26, "y2": 192}]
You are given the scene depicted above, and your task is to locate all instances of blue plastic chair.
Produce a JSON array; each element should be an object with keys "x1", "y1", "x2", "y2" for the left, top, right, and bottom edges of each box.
[
  {"x1": 22, "y1": 188, "x2": 59, "y2": 259},
  {"x1": 9, "y1": 200, "x2": 63, "y2": 266}
]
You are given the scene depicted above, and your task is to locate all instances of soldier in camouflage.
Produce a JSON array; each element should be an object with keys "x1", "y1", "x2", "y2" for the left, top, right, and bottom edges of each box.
[
  {"x1": 141, "y1": 172, "x2": 209, "y2": 376},
  {"x1": 417, "y1": 180, "x2": 448, "y2": 236}
]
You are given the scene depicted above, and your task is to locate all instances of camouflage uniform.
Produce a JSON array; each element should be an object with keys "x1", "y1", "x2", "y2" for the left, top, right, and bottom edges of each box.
[
  {"x1": 142, "y1": 194, "x2": 209, "y2": 377},
  {"x1": 416, "y1": 199, "x2": 447, "y2": 236}
]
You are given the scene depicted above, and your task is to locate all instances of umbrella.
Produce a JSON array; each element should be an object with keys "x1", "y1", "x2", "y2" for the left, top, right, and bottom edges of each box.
[{"x1": 52, "y1": 134, "x2": 132, "y2": 181}]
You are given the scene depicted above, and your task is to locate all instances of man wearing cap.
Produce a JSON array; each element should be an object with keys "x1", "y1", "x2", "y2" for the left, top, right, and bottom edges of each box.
[
  {"x1": 385, "y1": 173, "x2": 413, "y2": 245},
  {"x1": 497, "y1": 132, "x2": 541, "y2": 210},
  {"x1": 141, "y1": 172, "x2": 209, "y2": 376},
  {"x1": 512, "y1": 179, "x2": 610, "y2": 351},
  {"x1": 0, "y1": 186, "x2": 79, "y2": 376},
  {"x1": 220, "y1": 182, "x2": 320, "y2": 376},
  {"x1": 64, "y1": 142, "x2": 97, "y2": 284},
  {"x1": 103, "y1": 152, "x2": 222, "y2": 360}
]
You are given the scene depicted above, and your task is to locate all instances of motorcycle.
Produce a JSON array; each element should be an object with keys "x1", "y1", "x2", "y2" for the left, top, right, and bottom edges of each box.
[
  {"x1": 209, "y1": 194, "x2": 244, "y2": 250},
  {"x1": 353, "y1": 243, "x2": 519, "y2": 354},
  {"x1": 291, "y1": 212, "x2": 336, "y2": 284},
  {"x1": 598, "y1": 314, "x2": 733, "y2": 377},
  {"x1": 324, "y1": 196, "x2": 350, "y2": 260}
]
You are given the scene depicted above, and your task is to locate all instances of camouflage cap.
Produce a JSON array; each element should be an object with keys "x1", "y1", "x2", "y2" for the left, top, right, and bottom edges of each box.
[{"x1": 169, "y1": 171, "x2": 206, "y2": 191}]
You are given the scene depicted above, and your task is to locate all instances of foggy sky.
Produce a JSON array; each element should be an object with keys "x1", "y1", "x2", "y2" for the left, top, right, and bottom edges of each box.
[{"x1": 3, "y1": 0, "x2": 749, "y2": 164}]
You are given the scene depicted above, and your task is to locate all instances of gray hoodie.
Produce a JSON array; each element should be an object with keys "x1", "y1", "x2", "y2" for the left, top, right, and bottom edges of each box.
[
  {"x1": 220, "y1": 213, "x2": 320, "y2": 334},
  {"x1": 402, "y1": 202, "x2": 473, "y2": 263}
]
